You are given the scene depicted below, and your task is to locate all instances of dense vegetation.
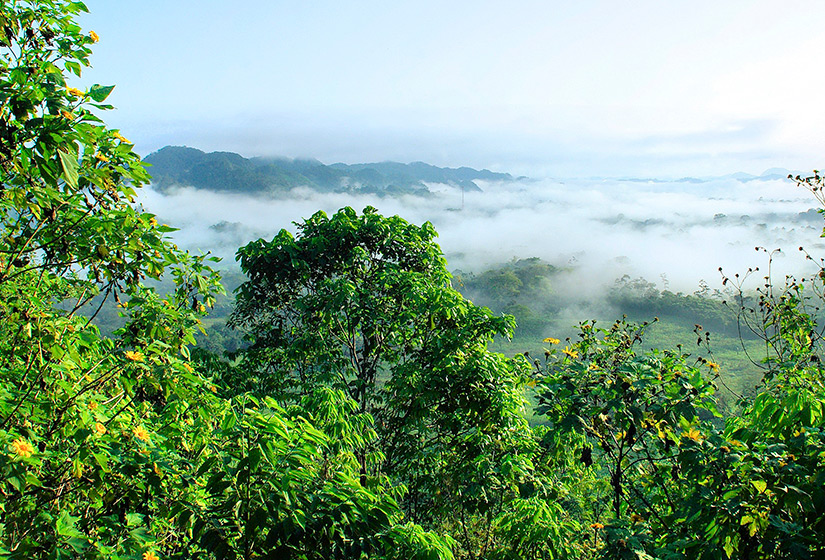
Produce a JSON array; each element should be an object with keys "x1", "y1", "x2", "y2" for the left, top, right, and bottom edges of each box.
[{"x1": 3, "y1": 2, "x2": 825, "y2": 559}]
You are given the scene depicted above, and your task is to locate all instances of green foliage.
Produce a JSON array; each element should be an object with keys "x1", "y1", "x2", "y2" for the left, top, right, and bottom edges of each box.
[
  {"x1": 0, "y1": 2, "x2": 228, "y2": 557},
  {"x1": 527, "y1": 175, "x2": 825, "y2": 558},
  {"x1": 6, "y1": 3, "x2": 825, "y2": 559},
  {"x1": 456, "y1": 258, "x2": 559, "y2": 336},
  {"x1": 189, "y1": 389, "x2": 455, "y2": 559},
  {"x1": 228, "y1": 207, "x2": 575, "y2": 557},
  {"x1": 533, "y1": 319, "x2": 719, "y2": 551},
  {"x1": 609, "y1": 275, "x2": 737, "y2": 336}
]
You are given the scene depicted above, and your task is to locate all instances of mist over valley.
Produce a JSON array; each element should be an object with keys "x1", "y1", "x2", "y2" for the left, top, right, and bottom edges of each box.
[{"x1": 140, "y1": 146, "x2": 821, "y2": 297}]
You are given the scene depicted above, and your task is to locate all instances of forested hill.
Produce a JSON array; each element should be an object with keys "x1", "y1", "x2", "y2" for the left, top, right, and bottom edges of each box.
[{"x1": 143, "y1": 145, "x2": 515, "y2": 196}]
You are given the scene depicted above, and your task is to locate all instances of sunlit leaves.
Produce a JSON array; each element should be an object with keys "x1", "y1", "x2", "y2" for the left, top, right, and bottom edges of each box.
[
  {"x1": 229, "y1": 206, "x2": 544, "y2": 557},
  {"x1": 0, "y1": 2, "x2": 225, "y2": 558}
]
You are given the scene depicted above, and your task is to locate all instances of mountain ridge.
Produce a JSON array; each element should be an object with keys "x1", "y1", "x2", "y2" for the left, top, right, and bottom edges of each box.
[{"x1": 143, "y1": 146, "x2": 514, "y2": 196}]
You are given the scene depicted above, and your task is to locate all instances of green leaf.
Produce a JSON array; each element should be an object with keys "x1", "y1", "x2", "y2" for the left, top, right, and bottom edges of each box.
[
  {"x1": 93, "y1": 452, "x2": 109, "y2": 472},
  {"x1": 65, "y1": 60, "x2": 82, "y2": 76},
  {"x1": 56, "y1": 511, "x2": 84, "y2": 538},
  {"x1": 751, "y1": 480, "x2": 767, "y2": 494},
  {"x1": 723, "y1": 536, "x2": 734, "y2": 558},
  {"x1": 88, "y1": 84, "x2": 115, "y2": 102},
  {"x1": 7, "y1": 475, "x2": 25, "y2": 492},
  {"x1": 221, "y1": 411, "x2": 237, "y2": 431},
  {"x1": 58, "y1": 150, "x2": 79, "y2": 189}
]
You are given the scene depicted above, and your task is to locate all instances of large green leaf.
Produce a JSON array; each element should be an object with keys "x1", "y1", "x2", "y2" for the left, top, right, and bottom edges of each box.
[
  {"x1": 58, "y1": 149, "x2": 79, "y2": 188},
  {"x1": 88, "y1": 83, "x2": 115, "y2": 102}
]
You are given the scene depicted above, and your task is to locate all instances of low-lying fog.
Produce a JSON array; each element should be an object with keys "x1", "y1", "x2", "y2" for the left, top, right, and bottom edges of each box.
[{"x1": 139, "y1": 174, "x2": 823, "y2": 294}]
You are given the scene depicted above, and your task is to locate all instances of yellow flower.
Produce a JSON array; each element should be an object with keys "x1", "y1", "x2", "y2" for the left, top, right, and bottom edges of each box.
[
  {"x1": 60, "y1": 110, "x2": 74, "y2": 120},
  {"x1": 133, "y1": 426, "x2": 151, "y2": 443},
  {"x1": 124, "y1": 351, "x2": 145, "y2": 362},
  {"x1": 94, "y1": 422, "x2": 107, "y2": 435},
  {"x1": 88, "y1": 401, "x2": 99, "y2": 411},
  {"x1": 589, "y1": 522, "x2": 604, "y2": 529},
  {"x1": 10, "y1": 437, "x2": 34, "y2": 458},
  {"x1": 682, "y1": 427, "x2": 703, "y2": 442},
  {"x1": 182, "y1": 363, "x2": 194, "y2": 374},
  {"x1": 562, "y1": 346, "x2": 579, "y2": 359},
  {"x1": 542, "y1": 337, "x2": 560, "y2": 344},
  {"x1": 143, "y1": 551, "x2": 159, "y2": 560},
  {"x1": 95, "y1": 153, "x2": 109, "y2": 163},
  {"x1": 589, "y1": 363, "x2": 599, "y2": 370},
  {"x1": 706, "y1": 361, "x2": 720, "y2": 372},
  {"x1": 113, "y1": 131, "x2": 131, "y2": 143},
  {"x1": 66, "y1": 87, "x2": 84, "y2": 97},
  {"x1": 89, "y1": 30, "x2": 100, "y2": 43}
]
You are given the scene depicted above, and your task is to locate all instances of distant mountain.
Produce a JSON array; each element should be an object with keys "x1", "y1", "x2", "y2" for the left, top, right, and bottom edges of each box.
[
  {"x1": 615, "y1": 168, "x2": 799, "y2": 185},
  {"x1": 143, "y1": 146, "x2": 514, "y2": 196}
]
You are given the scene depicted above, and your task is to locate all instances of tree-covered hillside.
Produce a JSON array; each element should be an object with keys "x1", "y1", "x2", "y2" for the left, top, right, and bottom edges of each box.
[{"x1": 144, "y1": 145, "x2": 513, "y2": 196}]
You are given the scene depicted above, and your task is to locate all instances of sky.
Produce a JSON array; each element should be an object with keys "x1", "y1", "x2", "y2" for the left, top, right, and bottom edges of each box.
[{"x1": 78, "y1": 0, "x2": 825, "y2": 178}]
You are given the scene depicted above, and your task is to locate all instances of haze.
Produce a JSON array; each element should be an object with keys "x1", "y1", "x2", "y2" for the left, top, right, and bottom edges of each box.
[{"x1": 138, "y1": 174, "x2": 820, "y2": 294}]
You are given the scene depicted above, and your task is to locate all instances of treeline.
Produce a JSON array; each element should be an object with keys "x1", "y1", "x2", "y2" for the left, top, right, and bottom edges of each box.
[{"x1": 456, "y1": 260, "x2": 738, "y2": 338}]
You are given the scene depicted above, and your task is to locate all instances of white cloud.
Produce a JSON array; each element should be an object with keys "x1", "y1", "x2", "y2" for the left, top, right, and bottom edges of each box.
[{"x1": 138, "y1": 174, "x2": 821, "y2": 294}]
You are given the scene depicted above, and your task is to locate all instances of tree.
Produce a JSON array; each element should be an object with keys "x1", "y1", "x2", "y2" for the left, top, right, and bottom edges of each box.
[
  {"x1": 229, "y1": 207, "x2": 551, "y2": 557},
  {"x1": 533, "y1": 319, "x2": 719, "y2": 556}
]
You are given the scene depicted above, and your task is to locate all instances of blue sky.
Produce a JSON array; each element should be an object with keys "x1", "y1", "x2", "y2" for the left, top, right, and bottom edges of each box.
[{"x1": 78, "y1": 1, "x2": 825, "y2": 177}]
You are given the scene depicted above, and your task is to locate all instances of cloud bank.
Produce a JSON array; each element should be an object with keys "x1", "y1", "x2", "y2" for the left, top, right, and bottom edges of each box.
[{"x1": 138, "y1": 174, "x2": 821, "y2": 293}]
